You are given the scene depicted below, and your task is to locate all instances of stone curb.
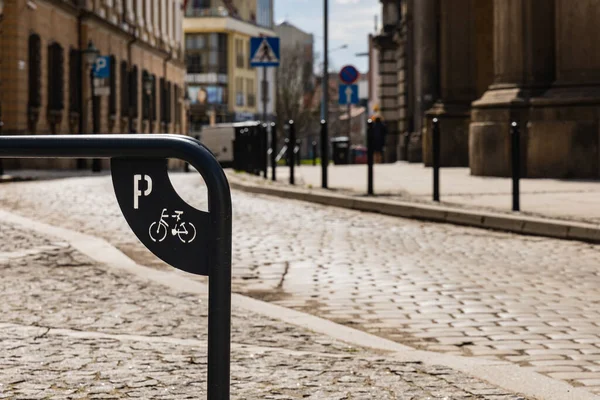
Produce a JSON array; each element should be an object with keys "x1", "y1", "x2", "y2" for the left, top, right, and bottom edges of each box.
[
  {"x1": 228, "y1": 177, "x2": 600, "y2": 244},
  {"x1": 1, "y1": 209, "x2": 597, "y2": 400}
]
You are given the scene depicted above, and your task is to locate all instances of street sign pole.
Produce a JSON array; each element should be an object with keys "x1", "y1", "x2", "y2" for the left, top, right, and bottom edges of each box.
[
  {"x1": 0, "y1": 135, "x2": 232, "y2": 400},
  {"x1": 322, "y1": 1, "x2": 329, "y2": 189},
  {"x1": 91, "y1": 64, "x2": 101, "y2": 172},
  {"x1": 347, "y1": 103, "x2": 351, "y2": 137},
  {"x1": 262, "y1": 67, "x2": 268, "y2": 122}
]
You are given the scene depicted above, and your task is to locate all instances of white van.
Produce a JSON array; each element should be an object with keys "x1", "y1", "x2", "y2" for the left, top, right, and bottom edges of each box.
[
  {"x1": 196, "y1": 124, "x2": 236, "y2": 167},
  {"x1": 197, "y1": 121, "x2": 261, "y2": 168}
]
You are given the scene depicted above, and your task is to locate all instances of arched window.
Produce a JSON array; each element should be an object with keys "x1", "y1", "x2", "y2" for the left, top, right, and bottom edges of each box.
[
  {"x1": 69, "y1": 48, "x2": 81, "y2": 115},
  {"x1": 174, "y1": 84, "x2": 181, "y2": 127},
  {"x1": 151, "y1": 74, "x2": 157, "y2": 124},
  {"x1": 28, "y1": 33, "x2": 41, "y2": 110},
  {"x1": 27, "y1": 33, "x2": 42, "y2": 132},
  {"x1": 129, "y1": 65, "x2": 139, "y2": 119},
  {"x1": 121, "y1": 61, "x2": 129, "y2": 118},
  {"x1": 142, "y1": 69, "x2": 150, "y2": 121},
  {"x1": 166, "y1": 81, "x2": 172, "y2": 124},
  {"x1": 47, "y1": 42, "x2": 64, "y2": 113},
  {"x1": 160, "y1": 77, "x2": 166, "y2": 124},
  {"x1": 109, "y1": 55, "x2": 117, "y2": 118}
]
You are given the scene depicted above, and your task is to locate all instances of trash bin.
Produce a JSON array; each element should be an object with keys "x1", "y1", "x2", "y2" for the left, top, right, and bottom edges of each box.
[{"x1": 330, "y1": 136, "x2": 350, "y2": 165}]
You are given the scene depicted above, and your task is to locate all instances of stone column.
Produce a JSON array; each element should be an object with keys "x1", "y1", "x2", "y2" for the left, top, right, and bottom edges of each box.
[
  {"x1": 470, "y1": 0, "x2": 556, "y2": 176},
  {"x1": 394, "y1": 22, "x2": 409, "y2": 161},
  {"x1": 423, "y1": 0, "x2": 486, "y2": 167},
  {"x1": 527, "y1": 0, "x2": 600, "y2": 178},
  {"x1": 408, "y1": 0, "x2": 438, "y2": 163},
  {"x1": 373, "y1": 31, "x2": 399, "y2": 162}
]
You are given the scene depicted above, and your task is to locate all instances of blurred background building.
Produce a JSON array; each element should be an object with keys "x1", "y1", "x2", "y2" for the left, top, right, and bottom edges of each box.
[
  {"x1": 183, "y1": 0, "x2": 276, "y2": 132},
  {"x1": 0, "y1": 0, "x2": 186, "y2": 169},
  {"x1": 273, "y1": 20, "x2": 316, "y2": 147}
]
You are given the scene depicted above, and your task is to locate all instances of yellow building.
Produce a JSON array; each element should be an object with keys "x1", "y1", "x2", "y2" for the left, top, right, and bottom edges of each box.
[
  {"x1": 0, "y1": 0, "x2": 186, "y2": 170},
  {"x1": 183, "y1": 0, "x2": 275, "y2": 129}
]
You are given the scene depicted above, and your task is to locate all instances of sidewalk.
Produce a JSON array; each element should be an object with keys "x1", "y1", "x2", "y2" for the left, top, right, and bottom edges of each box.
[
  {"x1": 271, "y1": 162, "x2": 600, "y2": 225},
  {"x1": 0, "y1": 216, "x2": 533, "y2": 399}
]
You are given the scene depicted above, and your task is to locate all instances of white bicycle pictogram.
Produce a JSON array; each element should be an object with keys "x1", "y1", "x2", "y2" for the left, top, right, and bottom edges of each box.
[{"x1": 149, "y1": 208, "x2": 197, "y2": 243}]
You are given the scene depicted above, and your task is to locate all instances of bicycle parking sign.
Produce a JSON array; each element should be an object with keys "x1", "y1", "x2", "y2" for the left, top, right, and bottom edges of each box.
[{"x1": 112, "y1": 158, "x2": 212, "y2": 276}]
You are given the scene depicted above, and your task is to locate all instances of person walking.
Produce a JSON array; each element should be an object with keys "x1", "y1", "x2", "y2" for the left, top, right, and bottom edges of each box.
[{"x1": 372, "y1": 116, "x2": 387, "y2": 164}]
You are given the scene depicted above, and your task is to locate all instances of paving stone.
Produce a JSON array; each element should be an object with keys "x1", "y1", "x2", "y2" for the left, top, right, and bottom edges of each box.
[
  {"x1": 0, "y1": 174, "x2": 598, "y2": 393},
  {"x1": 0, "y1": 221, "x2": 528, "y2": 399}
]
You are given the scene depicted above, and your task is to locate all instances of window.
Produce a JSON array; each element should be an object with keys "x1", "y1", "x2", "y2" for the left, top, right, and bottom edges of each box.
[
  {"x1": 247, "y1": 40, "x2": 252, "y2": 69},
  {"x1": 136, "y1": 0, "x2": 144, "y2": 27},
  {"x1": 235, "y1": 39, "x2": 244, "y2": 68},
  {"x1": 109, "y1": 55, "x2": 117, "y2": 117},
  {"x1": 47, "y1": 42, "x2": 65, "y2": 113},
  {"x1": 129, "y1": 66, "x2": 139, "y2": 118},
  {"x1": 235, "y1": 77, "x2": 244, "y2": 106},
  {"x1": 68, "y1": 48, "x2": 81, "y2": 114},
  {"x1": 185, "y1": 33, "x2": 227, "y2": 74},
  {"x1": 188, "y1": 85, "x2": 226, "y2": 105},
  {"x1": 121, "y1": 61, "x2": 129, "y2": 117},
  {"x1": 166, "y1": 81, "x2": 172, "y2": 124},
  {"x1": 185, "y1": 0, "x2": 211, "y2": 17},
  {"x1": 160, "y1": 77, "x2": 165, "y2": 123},
  {"x1": 161, "y1": 0, "x2": 167, "y2": 37},
  {"x1": 246, "y1": 78, "x2": 255, "y2": 107},
  {"x1": 257, "y1": 0, "x2": 272, "y2": 28},
  {"x1": 28, "y1": 34, "x2": 42, "y2": 110},
  {"x1": 151, "y1": 74, "x2": 157, "y2": 123},
  {"x1": 161, "y1": 78, "x2": 172, "y2": 124},
  {"x1": 174, "y1": 84, "x2": 181, "y2": 126},
  {"x1": 145, "y1": 0, "x2": 152, "y2": 33},
  {"x1": 142, "y1": 69, "x2": 150, "y2": 120}
]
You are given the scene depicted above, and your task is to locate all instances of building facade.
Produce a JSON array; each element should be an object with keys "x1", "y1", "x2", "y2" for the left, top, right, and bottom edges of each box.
[
  {"x1": 274, "y1": 21, "x2": 314, "y2": 95},
  {"x1": 376, "y1": 0, "x2": 600, "y2": 179},
  {"x1": 183, "y1": 0, "x2": 275, "y2": 131},
  {"x1": 0, "y1": 0, "x2": 186, "y2": 169}
]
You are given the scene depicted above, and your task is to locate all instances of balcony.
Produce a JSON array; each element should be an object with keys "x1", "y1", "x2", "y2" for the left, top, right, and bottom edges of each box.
[{"x1": 185, "y1": 7, "x2": 230, "y2": 19}]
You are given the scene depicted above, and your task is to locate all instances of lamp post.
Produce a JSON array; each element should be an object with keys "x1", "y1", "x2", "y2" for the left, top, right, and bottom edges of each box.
[
  {"x1": 83, "y1": 40, "x2": 101, "y2": 172},
  {"x1": 143, "y1": 74, "x2": 154, "y2": 133},
  {"x1": 183, "y1": 90, "x2": 191, "y2": 172}
]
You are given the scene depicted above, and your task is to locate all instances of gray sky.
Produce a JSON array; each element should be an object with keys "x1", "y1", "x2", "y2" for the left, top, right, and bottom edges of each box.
[{"x1": 274, "y1": 0, "x2": 380, "y2": 74}]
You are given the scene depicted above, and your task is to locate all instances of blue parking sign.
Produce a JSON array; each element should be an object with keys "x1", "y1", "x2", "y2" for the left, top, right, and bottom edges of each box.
[
  {"x1": 338, "y1": 84, "x2": 359, "y2": 105},
  {"x1": 94, "y1": 56, "x2": 110, "y2": 79}
]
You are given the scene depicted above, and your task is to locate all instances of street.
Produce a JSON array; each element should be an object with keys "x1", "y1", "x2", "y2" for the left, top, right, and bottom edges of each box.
[{"x1": 0, "y1": 173, "x2": 598, "y2": 397}]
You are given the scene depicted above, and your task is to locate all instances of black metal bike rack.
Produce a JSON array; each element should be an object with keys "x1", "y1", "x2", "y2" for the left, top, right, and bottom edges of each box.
[{"x1": 0, "y1": 134, "x2": 232, "y2": 400}]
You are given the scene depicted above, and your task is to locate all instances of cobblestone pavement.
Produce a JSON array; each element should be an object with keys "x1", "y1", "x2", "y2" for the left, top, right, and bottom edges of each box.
[
  {"x1": 0, "y1": 174, "x2": 598, "y2": 395},
  {"x1": 0, "y1": 221, "x2": 528, "y2": 399}
]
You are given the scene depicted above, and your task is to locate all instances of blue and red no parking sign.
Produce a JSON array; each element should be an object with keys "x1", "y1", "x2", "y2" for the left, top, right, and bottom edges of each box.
[{"x1": 339, "y1": 65, "x2": 360, "y2": 85}]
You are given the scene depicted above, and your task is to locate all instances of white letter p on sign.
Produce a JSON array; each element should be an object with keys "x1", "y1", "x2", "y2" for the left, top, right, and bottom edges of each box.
[{"x1": 133, "y1": 174, "x2": 153, "y2": 210}]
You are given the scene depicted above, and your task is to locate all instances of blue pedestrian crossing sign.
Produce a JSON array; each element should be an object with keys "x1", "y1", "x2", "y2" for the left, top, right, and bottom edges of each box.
[
  {"x1": 93, "y1": 56, "x2": 110, "y2": 79},
  {"x1": 250, "y1": 37, "x2": 280, "y2": 67},
  {"x1": 339, "y1": 84, "x2": 359, "y2": 105}
]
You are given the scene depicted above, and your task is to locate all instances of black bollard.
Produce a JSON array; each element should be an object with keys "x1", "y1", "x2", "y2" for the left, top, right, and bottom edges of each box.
[
  {"x1": 289, "y1": 120, "x2": 296, "y2": 185},
  {"x1": 296, "y1": 139, "x2": 301, "y2": 167},
  {"x1": 284, "y1": 138, "x2": 290, "y2": 166},
  {"x1": 432, "y1": 117, "x2": 440, "y2": 202},
  {"x1": 312, "y1": 141, "x2": 317, "y2": 166},
  {"x1": 254, "y1": 124, "x2": 261, "y2": 176},
  {"x1": 367, "y1": 119, "x2": 374, "y2": 195},
  {"x1": 320, "y1": 120, "x2": 328, "y2": 188},
  {"x1": 271, "y1": 122, "x2": 277, "y2": 181},
  {"x1": 511, "y1": 121, "x2": 520, "y2": 212},
  {"x1": 262, "y1": 123, "x2": 268, "y2": 179}
]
